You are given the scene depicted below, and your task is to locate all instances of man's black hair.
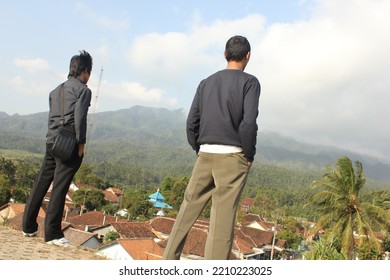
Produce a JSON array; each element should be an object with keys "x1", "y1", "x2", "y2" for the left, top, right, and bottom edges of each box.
[
  {"x1": 225, "y1": 35, "x2": 251, "y2": 62},
  {"x1": 68, "y1": 50, "x2": 93, "y2": 79}
]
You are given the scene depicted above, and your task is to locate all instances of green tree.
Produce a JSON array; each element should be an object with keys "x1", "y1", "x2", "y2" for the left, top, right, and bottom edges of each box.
[
  {"x1": 101, "y1": 204, "x2": 120, "y2": 216},
  {"x1": 11, "y1": 186, "x2": 30, "y2": 203},
  {"x1": 252, "y1": 190, "x2": 277, "y2": 219},
  {"x1": 104, "y1": 230, "x2": 120, "y2": 243},
  {"x1": 278, "y1": 217, "x2": 304, "y2": 250},
  {"x1": 121, "y1": 188, "x2": 152, "y2": 220},
  {"x1": 168, "y1": 176, "x2": 188, "y2": 210},
  {"x1": 382, "y1": 234, "x2": 390, "y2": 253},
  {"x1": 0, "y1": 174, "x2": 11, "y2": 205},
  {"x1": 306, "y1": 156, "x2": 389, "y2": 259},
  {"x1": 74, "y1": 164, "x2": 105, "y2": 189},
  {"x1": 72, "y1": 188, "x2": 106, "y2": 211},
  {"x1": 160, "y1": 176, "x2": 175, "y2": 193},
  {"x1": 0, "y1": 158, "x2": 16, "y2": 184},
  {"x1": 357, "y1": 236, "x2": 382, "y2": 260},
  {"x1": 128, "y1": 199, "x2": 152, "y2": 220},
  {"x1": 304, "y1": 234, "x2": 346, "y2": 260},
  {"x1": 14, "y1": 159, "x2": 38, "y2": 189}
]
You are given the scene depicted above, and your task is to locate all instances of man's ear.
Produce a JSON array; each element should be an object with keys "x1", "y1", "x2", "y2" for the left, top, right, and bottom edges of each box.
[{"x1": 246, "y1": 52, "x2": 251, "y2": 61}]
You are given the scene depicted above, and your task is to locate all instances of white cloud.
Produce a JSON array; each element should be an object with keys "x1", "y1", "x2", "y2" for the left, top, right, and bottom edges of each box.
[
  {"x1": 13, "y1": 58, "x2": 50, "y2": 73},
  {"x1": 125, "y1": 0, "x2": 390, "y2": 161},
  {"x1": 256, "y1": 0, "x2": 390, "y2": 160},
  {"x1": 126, "y1": 14, "x2": 266, "y2": 88},
  {"x1": 9, "y1": 76, "x2": 52, "y2": 97},
  {"x1": 94, "y1": 80, "x2": 177, "y2": 112}
]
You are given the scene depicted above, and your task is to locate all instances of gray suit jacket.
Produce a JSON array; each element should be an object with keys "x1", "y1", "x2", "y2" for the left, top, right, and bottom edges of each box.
[{"x1": 46, "y1": 77, "x2": 92, "y2": 144}]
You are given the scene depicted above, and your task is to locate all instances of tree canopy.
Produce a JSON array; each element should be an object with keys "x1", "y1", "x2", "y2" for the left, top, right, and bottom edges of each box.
[{"x1": 306, "y1": 156, "x2": 390, "y2": 259}]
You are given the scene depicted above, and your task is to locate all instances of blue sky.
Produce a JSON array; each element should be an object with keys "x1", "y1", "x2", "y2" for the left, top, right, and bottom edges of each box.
[{"x1": 1, "y1": 0, "x2": 390, "y2": 162}]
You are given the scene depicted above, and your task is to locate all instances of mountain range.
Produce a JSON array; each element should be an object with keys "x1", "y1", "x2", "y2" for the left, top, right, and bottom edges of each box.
[{"x1": 1, "y1": 105, "x2": 390, "y2": 184}]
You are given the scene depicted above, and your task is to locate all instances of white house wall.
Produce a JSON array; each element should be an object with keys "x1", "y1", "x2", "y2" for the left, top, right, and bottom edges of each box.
[{"x1": 97, "y1": 243, "x2": 133, "y2": 260}]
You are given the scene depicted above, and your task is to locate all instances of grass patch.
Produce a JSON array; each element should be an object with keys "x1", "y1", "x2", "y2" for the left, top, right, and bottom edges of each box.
[{"x1": 0, "y1": 149, "x2": 42, "y2": 159}]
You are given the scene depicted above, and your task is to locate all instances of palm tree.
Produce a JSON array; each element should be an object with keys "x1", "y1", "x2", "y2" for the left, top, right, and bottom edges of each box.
[
  {"x1": 304, "y1": 233, "x2": 346, "y2": 260},
  {"x1": 306, "y1": 156, "x2": 389, "y2": 259}
]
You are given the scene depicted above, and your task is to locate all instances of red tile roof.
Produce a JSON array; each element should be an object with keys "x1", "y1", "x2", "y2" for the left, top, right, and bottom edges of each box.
[
  {"x1": 0, "y1": 203, "x2": 44, "y2": 217},
  {"x1": 64, "y1": 227, "x2": 99, "y2": 246},
  {"x1": 119, "y1": 239, "x2": 164, "y2": 260},
  {"x1": 240, "y1": 197, "x2": 255, "y2": 207},
  {"x1": 66, "y1": 211, "x2": 121, "y2": 230},
  {"x1": 111, "y1": 221, "x2": 157, "y2": 239},
  {"x1": 106, "y1": 187, "x2": 124, "y2": 196},
  {"x1": 239, "y1": 226, "x2": 274, "y2": 247},
  {"x1": 103, "y1": 190, "x2": 120, "y2": 203},
  {"x1": 149, "y1": 217, "x2": 176, "y2": 234},
  {"x1": 242, "y1": 213, "x2": 263, "y2": 224},
  {"x1": 182, "y1": 227, "x2": 208, "y2": 257}
]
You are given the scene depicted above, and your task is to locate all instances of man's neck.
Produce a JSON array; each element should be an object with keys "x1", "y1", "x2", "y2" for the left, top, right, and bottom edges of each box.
[{"x1": 226, "y1": 60, "x2": 246, "y2": 71}]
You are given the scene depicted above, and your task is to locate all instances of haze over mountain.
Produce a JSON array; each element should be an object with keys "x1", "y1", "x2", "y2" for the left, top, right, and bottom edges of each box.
[{"x1": 1, "y1": 105, "x2": 389, "y2": 183}]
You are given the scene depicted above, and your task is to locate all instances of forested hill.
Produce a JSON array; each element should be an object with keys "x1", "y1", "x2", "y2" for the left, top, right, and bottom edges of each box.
[{"x1": 1, "y1": 105, "x2": 390, "y2": 184}]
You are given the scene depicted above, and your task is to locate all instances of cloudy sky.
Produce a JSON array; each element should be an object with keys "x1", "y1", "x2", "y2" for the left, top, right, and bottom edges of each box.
[{"x1": 1, "y1": 0, "x2": 389, "y2": 162}]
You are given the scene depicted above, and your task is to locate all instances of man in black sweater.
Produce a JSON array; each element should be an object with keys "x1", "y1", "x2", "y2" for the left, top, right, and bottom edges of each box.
[{"x1": 163, "y1": 36, "x2": 261, "y2": 260}]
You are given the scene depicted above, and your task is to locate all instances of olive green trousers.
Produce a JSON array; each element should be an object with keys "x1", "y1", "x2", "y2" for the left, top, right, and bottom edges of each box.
[{"x1": 163, "y1": 152, "x2": 250, "y2": 260}]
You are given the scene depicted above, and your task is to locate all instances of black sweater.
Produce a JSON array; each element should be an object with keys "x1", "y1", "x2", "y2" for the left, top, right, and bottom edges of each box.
[{"x1": 186, "y1": 69, "x2": 261, "y2": 162}]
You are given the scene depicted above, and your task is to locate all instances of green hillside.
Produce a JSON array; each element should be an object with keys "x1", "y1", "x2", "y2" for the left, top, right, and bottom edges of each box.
[{"x1": 1, "y1": 105, "x2": 390, "y2": 186}]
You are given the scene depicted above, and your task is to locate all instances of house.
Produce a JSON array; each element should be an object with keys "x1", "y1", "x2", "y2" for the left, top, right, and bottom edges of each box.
[
  {"x1": 232, "y1": 226, "x2": 285, "y2": 259},
  {"x1": 0, "y1": 203, "x2": 38, "y2": 224},
  {"x1": 157, "y1": 227, "x2": 211, "y2": 260},
  {"x1": 240, "y1": 197, "x2": 255, "y2": 213},
  {"x1": 106, "y1": 187, "x2": 124, "y2": 200},
  {"x1": 66, "y1": 210, "x2": 122, "y2": 231},
  {"x1": 68, "y1": 182, "x2": 79, "y2": 192},
  {"x1": 110, "y1": 221, "x2": 159, "y2": 239},
  {"x1": 63, "y1": 202, "x2": 82, "y2": 220},
  {"x1": 63, "y1": 227, "x2": 101, "y2": 249},
  {"x1": 243, "y1": 213, "x2": 284, "y2": 232},
  {"x1": 115, "y1": 208, "x2": 128, "y2": 217},
  {"x1": 97, "y1": 238, "x2": 164, "y2": 260},
  {"x1": 88, "y1": 223, "x2": 118, "y2": 241},
  {"x1": 239, "y1": 226, "x2": 274, "y2": 247},
  {"x1": 149, "y1": 216, "x2": 175, "y2": 239},
  {"x1": 103, "y1": 190, "x2": 120, "y2": 204},
  {"x1": 232, "y1": 233, "x2": 265, "y2": 260},
  {"x1": 232, "y1": 227, "x2": 268, "y2": 260},
  {"x1": 90, "y1": 221, "x2": 159, "y2": 241},
  {"x1": 44, "y1": 182, "x2": 74, "y2": 204},
  {"x1": 151, "y1": 216, "x2": 211, "y2": 259}
]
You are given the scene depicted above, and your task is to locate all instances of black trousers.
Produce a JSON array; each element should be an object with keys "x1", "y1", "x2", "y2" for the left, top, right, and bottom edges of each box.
[{"x1": 22, "y1": 143, "x2": 83, "y2": 242}]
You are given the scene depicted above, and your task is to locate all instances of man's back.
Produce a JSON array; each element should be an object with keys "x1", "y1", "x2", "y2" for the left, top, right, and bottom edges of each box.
[{"x1": 187, "y1": 68, "x2": 260, "y2": 162}]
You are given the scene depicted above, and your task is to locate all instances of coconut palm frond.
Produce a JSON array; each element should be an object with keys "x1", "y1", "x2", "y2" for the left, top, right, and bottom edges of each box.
[
  {"x1": 306, "y1": 156, "x2": 388, "y2": 259},
  {"x1": 361, "y1": 202, "x2": 390, "y2": 231},
  {"x1": 311, "y1": 213, "x2": 333, "y2": 233},
  {"x1": 340, "y1": 215, "x2": 354, "y2": 259},
  {"x1": 353, "y1": 160, "x2": 366, "y2": 193}
]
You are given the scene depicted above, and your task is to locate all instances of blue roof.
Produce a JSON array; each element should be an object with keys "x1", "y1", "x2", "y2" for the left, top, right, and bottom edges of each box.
[
  {"x1": 149, "y1": 191, "x2": 165, "y2": 201},
  {"x1": 153, "y1": 201, "x2": 172, "y2": 209},
  {"x1": 148, "y1": 189, "x2": 172, "y2": 209}
]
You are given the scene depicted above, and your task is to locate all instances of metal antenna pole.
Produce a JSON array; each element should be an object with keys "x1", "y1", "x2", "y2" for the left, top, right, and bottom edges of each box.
[{"x1": 85, "y1": 66, "x2": 103, "y2": 156}]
